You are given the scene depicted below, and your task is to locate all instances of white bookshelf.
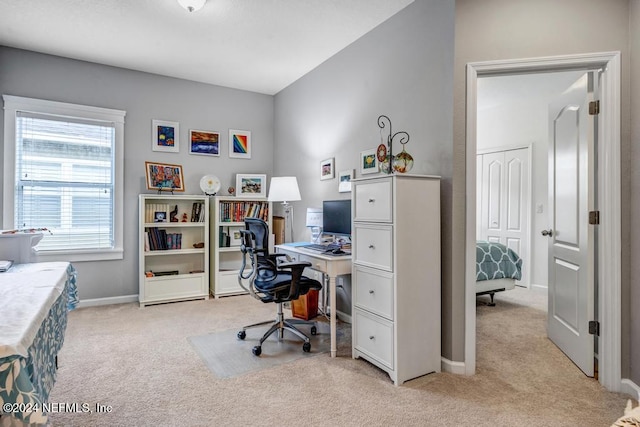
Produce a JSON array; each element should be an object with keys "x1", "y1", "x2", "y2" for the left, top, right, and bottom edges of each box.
[
  {"x1": 138, "y1": 194, "x2": 209, "y2": 307},
  {"x1": 210, "y1": 196, "x2": 272, "y2": 298}
]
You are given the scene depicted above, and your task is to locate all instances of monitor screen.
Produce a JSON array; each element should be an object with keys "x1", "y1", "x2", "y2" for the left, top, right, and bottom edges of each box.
[{"x1": 322, "y1": 199, "x2": 352, "y2": 237}]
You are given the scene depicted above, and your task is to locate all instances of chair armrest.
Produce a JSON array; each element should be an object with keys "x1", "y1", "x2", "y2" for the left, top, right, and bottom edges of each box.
[
  {"x1": 268, "y1": 253, "x2": 287, "y2": 262},
  {"x1": 277, "y1": 261, "x2": 312, "y2": 272},
  {"x1": 278, "y1": 261, "x2": 313, "y2": 300}
]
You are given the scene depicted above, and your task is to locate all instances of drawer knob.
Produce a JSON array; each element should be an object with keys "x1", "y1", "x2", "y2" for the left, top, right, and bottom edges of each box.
[
  {"x1": 368, "y1": 198, "x2": 375, "y2": 203},
  {"x1": 369, "y1": 335, "x2": 375, "y2": 340},
  {"x1": 369, "y1": 289, "x2": 375, "y2": 294},
  {"x1": 368, "y1": 244, "x2": 375, "y2": 249}
]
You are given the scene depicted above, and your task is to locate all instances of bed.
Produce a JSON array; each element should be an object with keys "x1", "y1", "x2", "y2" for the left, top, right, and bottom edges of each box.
[
  {"x1": 0, "y1": 262, "x2": 78, "y2": 426},
  {"x1": 476, "y1": 240, "x2": 522, "y2": 306}
]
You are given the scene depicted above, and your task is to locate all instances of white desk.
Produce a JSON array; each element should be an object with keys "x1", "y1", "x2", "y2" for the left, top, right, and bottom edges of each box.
[{"x1": 275, "y1": 244, "x2": 352, "y2": 358}]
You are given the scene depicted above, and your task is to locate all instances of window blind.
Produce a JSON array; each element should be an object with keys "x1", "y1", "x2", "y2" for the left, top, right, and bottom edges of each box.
[{"x1": 15, "y1": 111, "x2": 115, "y2": 252}]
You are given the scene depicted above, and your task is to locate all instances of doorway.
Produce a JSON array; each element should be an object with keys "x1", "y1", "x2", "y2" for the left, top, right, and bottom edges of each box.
[{"x1": 464, "y1": 52, "x2": 622, "y2": 392}]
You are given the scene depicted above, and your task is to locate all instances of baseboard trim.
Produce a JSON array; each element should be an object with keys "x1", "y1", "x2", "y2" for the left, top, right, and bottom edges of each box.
[
  {"x1": 530, "y1": 283, "x2": 548, "y2": 292},
  {"x1": 620, "y1": 379, "x2": 640, "y2": 401},
  {"x1": 441, "y1": 357, "x2": 466, "y2": 375},
  {"x1": 77, "y1": 294, "x2": 138, "y2": 308}
]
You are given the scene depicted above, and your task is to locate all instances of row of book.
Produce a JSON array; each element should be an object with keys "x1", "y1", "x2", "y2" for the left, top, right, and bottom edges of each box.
[
  {"x1": 219, "y1": 201, "x2": 269, "y2": 222},
  {"x1": 145, "y1": 228, "x2": 182, "y2": 251},
  {"x1": 190, "y1": 202, "x2": 206, "y2": 222}
]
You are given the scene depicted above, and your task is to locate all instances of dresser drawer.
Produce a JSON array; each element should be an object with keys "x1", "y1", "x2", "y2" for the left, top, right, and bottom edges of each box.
[
  {"x1": 353, "y1": 224, "x2": 393, "y2": 271},
  {"x1": 354, "y1": 309, "x2": 394, "y2": 369},
  {"x1": 354, "y1": 179, "x2": 392, "y2": 222},
  {"x1": 354, "y1": 265, "x2": 394, "y2": 320}
]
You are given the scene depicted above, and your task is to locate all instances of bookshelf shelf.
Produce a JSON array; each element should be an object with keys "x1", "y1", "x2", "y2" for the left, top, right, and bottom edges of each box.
[
  {"x1": 144, "y1": 248, "x2": 205, "y2": 256},
  {"x1": 210, "y1": 196, "x2": 271, "y2": 298},
  {"x1": 139, "y1": 194, "x2": 209, "y2": 307},
  {"x1": 143, "y1": 222, "x2": 204, "y2": 228}
]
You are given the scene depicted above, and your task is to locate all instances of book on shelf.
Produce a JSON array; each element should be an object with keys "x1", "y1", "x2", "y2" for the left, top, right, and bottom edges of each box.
[
  {"x1": 191, "y1": 202, "x2": 205, "y2": 222},
  {"x1": 146, "y1": 227, "x2": 182, "y2": 250}
]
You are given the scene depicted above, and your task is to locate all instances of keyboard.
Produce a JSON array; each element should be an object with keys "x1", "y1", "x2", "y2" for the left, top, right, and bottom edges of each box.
[{"x1": 302, "y1": 243, "x2": 341, "y2": 252}]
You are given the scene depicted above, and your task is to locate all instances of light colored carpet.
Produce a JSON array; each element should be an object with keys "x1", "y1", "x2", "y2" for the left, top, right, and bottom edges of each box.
[
  {"x1": 188, "y1": 320, "x2": 340, "y2": 379},
  {"x1": 46, "y1": 290, "x2": 634, "y2": 426}
]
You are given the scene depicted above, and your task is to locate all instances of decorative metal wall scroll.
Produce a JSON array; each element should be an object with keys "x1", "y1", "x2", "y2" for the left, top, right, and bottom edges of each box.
[{"x1": 377, "y1": 115, "x2": 414, "y2": 174}]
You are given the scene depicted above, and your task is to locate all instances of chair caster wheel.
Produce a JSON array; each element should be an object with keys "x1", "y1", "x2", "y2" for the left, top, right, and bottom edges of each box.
[
  {"x1": 252, "y1": 346, "x2": 262, "y2": 356},
  {"x1": 237, "y1": 330, "x2": 246, "y2": 340},
  {"x1": 310, "y1": 326, "x2": 317, "y2": 336},
  {"x1": 303, "y1": 342, "x2": 311, "y2": 353}
]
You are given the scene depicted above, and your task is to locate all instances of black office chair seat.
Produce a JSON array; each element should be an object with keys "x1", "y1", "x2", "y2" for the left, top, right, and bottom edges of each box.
[{"x1": 237, "y1": 218, "x2": 322, "y2": 356}]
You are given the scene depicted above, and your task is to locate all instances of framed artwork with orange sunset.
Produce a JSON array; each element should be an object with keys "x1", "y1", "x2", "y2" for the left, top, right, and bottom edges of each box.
[{"x1": 229, "y1": 129, "x2": 251, "y2": 159}]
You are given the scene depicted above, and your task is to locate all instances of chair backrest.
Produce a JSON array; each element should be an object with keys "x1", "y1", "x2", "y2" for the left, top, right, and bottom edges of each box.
[
  {"x1": 238, "y1": 218, "x2": 277, "y2": 297},
  {"x1": 244, "y1": 218, "x2": 269, "y2": 258}
]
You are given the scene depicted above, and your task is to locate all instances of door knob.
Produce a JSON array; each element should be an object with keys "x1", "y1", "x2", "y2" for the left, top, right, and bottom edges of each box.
[{"x1": 541, "y1": 229, "x2": 553, "y2": 237}]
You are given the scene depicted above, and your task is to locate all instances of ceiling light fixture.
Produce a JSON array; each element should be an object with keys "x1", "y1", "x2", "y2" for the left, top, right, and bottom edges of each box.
[{"x1": 177, "y1": 0, "x2": 207, "y2": 12}]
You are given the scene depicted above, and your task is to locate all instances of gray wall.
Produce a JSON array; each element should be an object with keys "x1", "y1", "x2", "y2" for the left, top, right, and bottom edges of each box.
[
  {"x1": 454, "y1": 0, "x2": 636, "y2": 382},
  {"x1": 273, "y1": 0, "x2": 455, "y2": 353},
  {"x1": 0, "y1": 46, "x2": 274, "y2": 301}
]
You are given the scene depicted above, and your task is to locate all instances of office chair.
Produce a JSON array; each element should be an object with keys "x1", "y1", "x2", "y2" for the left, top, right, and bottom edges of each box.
[{"x1": 237, "y1": 217, "x2": 323, "y2": 356}]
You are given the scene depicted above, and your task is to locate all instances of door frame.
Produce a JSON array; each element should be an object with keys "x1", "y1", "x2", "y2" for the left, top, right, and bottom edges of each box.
[{"x1": 464, "y1": 52, "x2": 622, "y2": 392}]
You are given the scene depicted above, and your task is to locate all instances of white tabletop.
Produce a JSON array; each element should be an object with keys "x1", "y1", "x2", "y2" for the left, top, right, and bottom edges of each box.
[{"x1": 0, "y1": 262, "x2": 70, "y2": 358}]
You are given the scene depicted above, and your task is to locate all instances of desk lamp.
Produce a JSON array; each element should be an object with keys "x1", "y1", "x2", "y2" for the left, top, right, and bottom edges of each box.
[{"x1": 268, "y1": 177, "x2": 301, "y2": 242}]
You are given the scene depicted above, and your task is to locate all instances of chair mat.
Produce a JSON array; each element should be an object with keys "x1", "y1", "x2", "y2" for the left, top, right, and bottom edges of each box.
[{"x1": 188, "y1": 319, "x2": 338, "y2": 379}]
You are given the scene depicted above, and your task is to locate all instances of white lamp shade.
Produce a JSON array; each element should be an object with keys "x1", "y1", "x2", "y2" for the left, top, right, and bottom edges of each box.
[
  {"x1": 178, "y1": 0, "x2": 206, "y2": 12},
  {"x1": 268, "y1": 177, "x2": 301, "y2": 203}
]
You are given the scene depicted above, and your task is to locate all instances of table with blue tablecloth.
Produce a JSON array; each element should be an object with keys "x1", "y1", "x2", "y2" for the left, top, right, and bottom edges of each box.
[{"x1": 0, "y1": 262, "x2": 78, "y2": 426}]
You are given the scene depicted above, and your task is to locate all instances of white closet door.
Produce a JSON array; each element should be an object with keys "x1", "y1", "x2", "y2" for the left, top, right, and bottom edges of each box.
[{"x1": 478, "y1": 147, "x2": 530, "y2": 287}]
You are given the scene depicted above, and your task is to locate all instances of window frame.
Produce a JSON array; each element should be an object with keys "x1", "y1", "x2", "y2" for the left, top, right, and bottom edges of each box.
[{"x1": 3, "y1": 95, "x2": 125, "y2": 261}]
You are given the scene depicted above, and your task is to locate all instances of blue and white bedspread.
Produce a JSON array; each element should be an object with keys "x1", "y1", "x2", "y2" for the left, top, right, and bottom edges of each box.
[
  {"x1": 476, "y1": 241, "x2": 522, "y2": 282},
  {"x1": 0, "y1": 262, "x2": 78, "y2": 425}
]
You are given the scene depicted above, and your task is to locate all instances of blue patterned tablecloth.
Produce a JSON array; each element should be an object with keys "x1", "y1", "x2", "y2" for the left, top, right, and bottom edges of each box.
[{"x1": 0, "y1": 263, "x2": 78, "y2": 425}]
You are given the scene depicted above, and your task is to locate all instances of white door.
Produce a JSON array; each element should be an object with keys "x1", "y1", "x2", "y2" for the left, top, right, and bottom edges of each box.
[
  {"x1": 477, "y1": 147, "x2": 530, "y2": 287},
  {"x1": 546, "y1": 72, "x2": 595, "y2": 377}
]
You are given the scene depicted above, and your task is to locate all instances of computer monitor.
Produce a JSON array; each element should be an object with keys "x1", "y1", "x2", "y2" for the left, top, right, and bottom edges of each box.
[{"x1": 322, "y1": 199, "x2": 351, "y2": 237}]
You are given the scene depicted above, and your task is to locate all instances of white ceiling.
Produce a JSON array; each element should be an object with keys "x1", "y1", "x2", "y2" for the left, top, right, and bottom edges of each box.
[{"x1": 0, "y1": 0, "x2": 414, "y2": 95}]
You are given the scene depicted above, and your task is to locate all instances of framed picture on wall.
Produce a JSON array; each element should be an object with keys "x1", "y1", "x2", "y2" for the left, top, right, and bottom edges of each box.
[
  {"x1": 235, "y1": 173, "x2": 267, "y2": 198},
  {"x1": 320, "y1": 158, "x2": 335, "y2": 180},
  {"x1": 152, "y1": 119, "x2": 179, "y2": 153},
  {"x1": 145, "y1": 161, "x2": 185, "y2": 192},
  {"x1": 229, "y1": 129, "x2": 251, "y2": 159},
  {"x1": 360, "y1": 149, "x2": 378, "y2": 175},
  {"x1": 338, "y1": 169, "x2": 354, "y2": 193},
  {"x1": 189, "y1": 130, "x2": 220, "y2": 156}
]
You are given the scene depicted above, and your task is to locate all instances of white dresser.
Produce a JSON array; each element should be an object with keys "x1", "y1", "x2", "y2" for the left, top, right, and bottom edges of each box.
[{"x1": 351, "y1": 174, "x2": 441, "y2": 385}]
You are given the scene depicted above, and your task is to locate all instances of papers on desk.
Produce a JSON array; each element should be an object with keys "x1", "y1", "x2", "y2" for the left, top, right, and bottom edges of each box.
[
  {"x1": 0, "y1": 260, "x2": 13, "y2": 272},
  {"x1": 282, "y1": 242, "x2": 312, "y2": 247}
]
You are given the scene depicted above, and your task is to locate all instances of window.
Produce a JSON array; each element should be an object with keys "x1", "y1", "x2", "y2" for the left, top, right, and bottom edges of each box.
[{"x1": 3, "y1": 95, "x2": 125, "y2": 261}]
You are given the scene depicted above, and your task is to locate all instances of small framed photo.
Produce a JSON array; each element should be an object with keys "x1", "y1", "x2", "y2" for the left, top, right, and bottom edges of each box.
[
  {"x1": 360, "y1": 149, "x2": 378, "y2": 175},
  {"x1": 229, "y1": 227, "x2": 243, "y2": 246},
  {"x1": 236, "y1": 174, "x2": 267, "y2": 198},
  {"x1": 189, "y1": 130, "x2": 220, "y2": 156},
  {"x1": 152, "y1": 119, "x2": 179, "y2": 153},
  {"x1": 145, "y1": 161, "x2": 185, "y2": 192},
  {"x1": 338, "y1": 169, "x2": 354, "y2": 193},
  {"x1": 229, "y1": 129, "x2": 251, "y2": 159},
  {"x1": 320, "y1": 158, "x2": 335, "y2": 180},
  {"x1": 154, "y1": 211, "x2": 167, "y2": 222}
]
